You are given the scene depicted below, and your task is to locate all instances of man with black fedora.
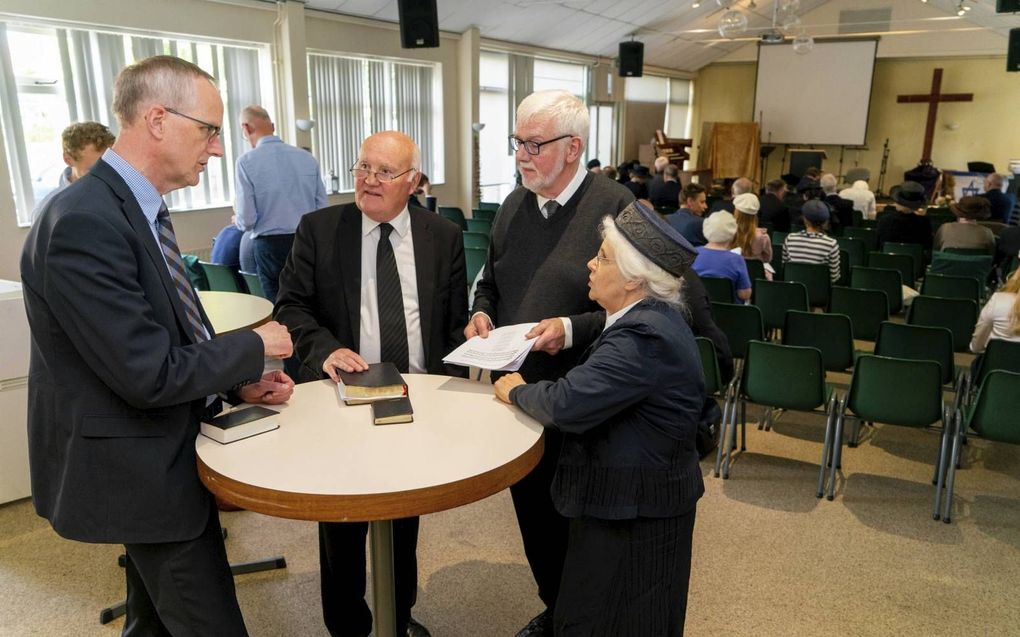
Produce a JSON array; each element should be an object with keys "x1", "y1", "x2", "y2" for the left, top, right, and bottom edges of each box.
[
  {"x1": 876, "y1": 180, "x2": 932, "y2": 251},
  {"x1": 935, "y1": 195, "x2": 995, "y2": 254}
]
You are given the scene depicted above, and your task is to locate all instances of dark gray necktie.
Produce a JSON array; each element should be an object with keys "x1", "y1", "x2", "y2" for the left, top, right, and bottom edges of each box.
[
  {"x1": 156, "y1": 203, "x2": 207, "y2": 342},
  {"x1": 376, "y1": 223, "x2": 409, "y2": 373},
  {"x1": 543, "y1": 200, "x2": 560, "y2": 219}
]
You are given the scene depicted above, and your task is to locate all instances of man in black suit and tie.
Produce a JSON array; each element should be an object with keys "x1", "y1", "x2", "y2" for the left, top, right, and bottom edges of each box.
[
  {"x1": 275, "y1": 130, "x2": 467, "y2": 637},
  {"x1": 20, "y1": 55, "x2": 295, "y2": 636}
]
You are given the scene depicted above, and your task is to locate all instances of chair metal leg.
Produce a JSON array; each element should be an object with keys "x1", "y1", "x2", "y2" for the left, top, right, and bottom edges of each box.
[
  {"x1": 723, "y1": 395, "x2": 741, "y2": 479},
  {"x1": 942, "y1": 410, "x2": 966, "y2": 523},
  {"x1": 828, "y1": 401, "x2": 848, "y2": 500},
  {"x1": 713, "y1": 388, "x2": 733, "y2": 478},
  {"x1": 740, "y1": 400, "x2": 747, "y2": 451},
  {"x1": 817, "y1": 393, "x2": 838, "y2": 498},
  {"x1": 932, "y1": 406, "x2": 953, "y2": 521}
]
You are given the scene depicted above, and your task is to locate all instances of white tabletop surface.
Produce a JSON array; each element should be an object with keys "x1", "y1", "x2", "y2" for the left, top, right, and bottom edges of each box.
[
  {"x1": 196, "y1": 374, "x2": 543, "y2": 497},
  {"x1": 198, "y1": 290, "x2": 273, "y2": 334}
]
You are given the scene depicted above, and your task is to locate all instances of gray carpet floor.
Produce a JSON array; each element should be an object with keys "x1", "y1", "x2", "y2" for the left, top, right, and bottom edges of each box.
[{"x1": 2, "y1": 404, "x2": 1019, "y2": 636}]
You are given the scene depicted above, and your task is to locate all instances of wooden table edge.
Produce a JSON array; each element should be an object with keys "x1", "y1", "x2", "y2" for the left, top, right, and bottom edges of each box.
[{"x1": 198, "y1": 434, "x2": 545, "y2": 522}]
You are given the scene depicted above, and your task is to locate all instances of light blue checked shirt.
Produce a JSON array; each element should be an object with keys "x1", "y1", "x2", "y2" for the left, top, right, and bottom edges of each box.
[{"x1": 233, "y1": 135, "x2": 327, "y2": 237}]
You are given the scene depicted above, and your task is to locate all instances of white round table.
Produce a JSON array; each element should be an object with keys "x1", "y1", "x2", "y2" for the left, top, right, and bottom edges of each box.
[
  {"x1": 196, "y1": 374, "x2": 544, "y2": 637},
  {"x1": 197, "y1": 290, "x2": 273, "y2": 334}
]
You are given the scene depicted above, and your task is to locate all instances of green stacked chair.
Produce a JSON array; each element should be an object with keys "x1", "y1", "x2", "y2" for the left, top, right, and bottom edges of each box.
[
  {"x1": 718, "y1": 340, "x2": 839, "y2": 497},
  {"x1": 851, "y1": 266, "x2": 903, "y2": 314},
  {"x1": 844, "y1": 227, "x2": 879, "y2": 253},
  {"x1": 835, "y1": 237, "x2": 867, "y2": 269},
  {"x1": 439, "y1": 206, "x2": 467, "y2": 230},
  {"x1": 199, "y1": 261, "x2": 242, "y2": 292},
  {"x1": 929, "y1": 251, "x2": 993, "y2": 291},
  {"x1": 883, "y1": 241, "x2": 927, "y2": 282},
  {"x1": 464, "y1": 247, "x2": 487, "y2": 282},
  {"x1": 868, "y1": 252, "x2": 916, "y2": 290},
  {"x1": 753, "y1": 279, "x2": 809, "y2": 337},
  {"x1": 920, "y1": 274, "x2": 981, "y2": 303},
  {"x1": 471, "y1": 208, "x2": 495, "y2": 222},
  {"x1": 829, "y1": 286, "x2": 888, "y2": 342},
  {"x1": 783, "y1": 310, "x2": 855, "y2": 374},
  {"x1": 702, "y1": 276, "x2": 735, "y2": 304},
  {"x1": 462, "y1": 231, "x2": 489, "y2": 250},
  {"x1": 907, "y1": 295, "x2": 978, "y2": 353},
  {"x1": 837, "y1": 249, "x2": 851, "y2": 287},
  {"x1": 477, "y1": 201, "x2": 500, "y2": 211},
  {"x1": 965, "y1": 339, "x2": 1020, "y2": 404},
  {"x1": 744, "y1": 259, "x2": 767, "y2": 284},
  {"x1": 465, "y1": 218, "x2": 492, "y2": 235},
  {"x1": 875, "y1": 322, "x2": 956, "y2": 388},
  {"x1": 770, "y1": 243, "x2": 785, "y2": 280},
  {"x1": 829, "y1": 355, "x2": 952, "y2": 519},
  {"x1": 240, "y1": 271, "x2": 267, "y2": 298},
  {"x1": 697, "y1": 336, "x2": 735, "y2": 472},
  {"x1": 710, "y1": 302, "x2": 764, "y2": 361},
  {"x1": 182, "y1": 254, "x2": 209, "y2": 291},
  {"x1": 783, "y1": 262, "x2": 831, "y2": 308},
  {"x1": 942, "y1": 370, "x2": 1020, "y2": 523}
]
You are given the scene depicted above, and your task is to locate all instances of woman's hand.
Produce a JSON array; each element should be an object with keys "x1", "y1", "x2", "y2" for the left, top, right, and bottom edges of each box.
[{"x1": 494, "y1": 372, "x2": 526, "y2": 404}]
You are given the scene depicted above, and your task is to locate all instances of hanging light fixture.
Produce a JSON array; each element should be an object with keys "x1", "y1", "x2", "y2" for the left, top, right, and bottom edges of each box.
[
  {"x1": 718, "y1": 9, "x2": 749, "y2": 38},
  {"x1": 792, "y1": 33, "x2": 814, "y2": 54}
]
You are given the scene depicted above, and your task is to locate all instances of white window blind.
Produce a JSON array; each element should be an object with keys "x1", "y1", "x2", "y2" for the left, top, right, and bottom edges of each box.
[
  {"x1": 0, "y1": 20, "x2": 269, "y2": 225},
  {"x1": 307, "y1": 52, "x2": 442, "y2": 192}
]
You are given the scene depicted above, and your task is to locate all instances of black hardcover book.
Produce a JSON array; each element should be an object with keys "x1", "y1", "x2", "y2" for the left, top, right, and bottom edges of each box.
[
  {"x1": 338, "y1": 362, "x2": 407, "y2": 399},
  {"x1": 371, "y1": 396, "x2": 414, "y2": 425},
  {"x1": 200, "y1": 405, "x2": 279, "y2": 444}
]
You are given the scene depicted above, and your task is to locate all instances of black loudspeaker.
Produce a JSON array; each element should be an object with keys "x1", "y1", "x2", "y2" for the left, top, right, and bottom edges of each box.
[
  {"x1": 618, "y1": 42, "x2": 644, "y2": 77},
  {"x1": 1009, "y1": 28, "x2": 1020, "y2": 73},
  {"x1": 397, "y1": 0, "x2": 439, "y2": 49},
  {"x1": 997, "y1": 0, "x2": 1020, "y2": 13}
]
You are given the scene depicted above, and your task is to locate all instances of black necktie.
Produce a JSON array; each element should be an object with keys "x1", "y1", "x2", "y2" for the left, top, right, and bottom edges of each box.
[
  {"x1": 376, "y1": 223, "x2": 409, "y2": 373},
  {"x1": 543, "y1": 200, "x2": 560, "y2": 219},
  {"x1": 156, "y1": 203, "x2": 207, "y2": 342}
]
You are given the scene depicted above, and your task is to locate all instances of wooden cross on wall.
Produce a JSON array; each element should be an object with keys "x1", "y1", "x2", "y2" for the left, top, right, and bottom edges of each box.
[{"x1": 896, "y1": 68, "x2": 973, "y2": 163}]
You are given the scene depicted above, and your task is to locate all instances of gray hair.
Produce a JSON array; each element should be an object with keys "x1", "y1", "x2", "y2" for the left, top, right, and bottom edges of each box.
[
  {"x1": 731, "y1": 177, "x2": 753, "y2": 196},
  {"x1": 241, "y1": 105, "x2": 272, "y2": 123},
  {"x1": 821, "y1": 173, "x2": 838, "y2": 194},
  {"x1": 113, "y1": 55, "x2": 215, "y2": 126},
  {"x1": 601, "y1": 216, "x2": 683, "y2": 306},
  {"x1": 516, "y1": 90, "x2": 590, "y2": 148}
]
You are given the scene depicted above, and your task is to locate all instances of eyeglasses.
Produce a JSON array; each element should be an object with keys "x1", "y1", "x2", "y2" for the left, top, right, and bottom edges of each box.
[
  {"x1": 593, "y1": 252, "x2": 615, "y2": 270},
  {"x1": 508, "y1": 134, "x2": 573, "y2": 156},
  {"x1": 164, "y1": 107, "x2": 221, "y2": 141},
  {"x1": 349, "y1": 162, "x2": 416, "y2": 183}
]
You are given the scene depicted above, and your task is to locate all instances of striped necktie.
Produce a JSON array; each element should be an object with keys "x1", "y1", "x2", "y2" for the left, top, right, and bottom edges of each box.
[
  {"x1": 376, "y1": 223, "x2": 409, "y2": 373},
  {"x1": 156, "y1": 203, "x2": 208, "y2": 343}
]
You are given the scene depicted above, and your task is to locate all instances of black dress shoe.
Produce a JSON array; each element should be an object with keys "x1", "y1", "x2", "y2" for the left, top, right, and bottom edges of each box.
[
  {"x1": 514, "y1": 610, "x2": 552, "y2": 637},
  {"x1": 407, "y1": 617, "x2": 432, "y2": 637}
]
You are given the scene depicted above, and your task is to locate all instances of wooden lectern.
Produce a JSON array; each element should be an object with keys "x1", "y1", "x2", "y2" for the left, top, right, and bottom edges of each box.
[{"x1": 654, "y1": 130, "x2": 692, "y2": 169}]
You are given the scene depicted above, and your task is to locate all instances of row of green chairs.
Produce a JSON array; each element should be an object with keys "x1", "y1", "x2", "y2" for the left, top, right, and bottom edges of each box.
[{"x1": 187, "y1": 258, "x2": 266, "y2": 299}]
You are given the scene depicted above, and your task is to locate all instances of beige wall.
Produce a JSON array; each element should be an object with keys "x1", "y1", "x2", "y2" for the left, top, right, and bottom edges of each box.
[
  {"x1": 692, "y1": 56, "x2": 1020, "y2": 191},
  {"x1": 0, "y1": 0, "x2": 468, "y2": 280}
]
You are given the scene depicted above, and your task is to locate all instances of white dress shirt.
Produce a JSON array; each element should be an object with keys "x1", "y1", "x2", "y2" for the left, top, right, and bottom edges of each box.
[{"x1": 359, "y1": 207, "x2": 426, "y2": 373}]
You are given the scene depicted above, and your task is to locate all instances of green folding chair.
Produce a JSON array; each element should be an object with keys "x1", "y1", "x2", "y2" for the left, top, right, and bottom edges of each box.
[
  {"x1": 182, "y1": 254, "x2": 209, "y2": 291},
  {"x1": 439, "y1": 206, "x2": 467, "y2": 231},
  {"x1": 471, "y1": 208, "x2": 495, "y2": 222},
  {"x1": 770, "y1": 243, "x2": 785, "y2": 280},
  {"x1": 783, "y1": 262, "x2": 832, "y2": 308},
  {"x1": 920, "y1": 274, "x2": 981, "y2": 303},
  {"x1": 829, "y1": 286, "x2": 888, "y2": 342},
  {"x1": 753, "y1": 279, "x2": 809, "y2": 337},
  {"x1": 701, "y1": 276, "x2": 735, "y2": 304},
  {"x1": 835, "y1": 237, "x2": 867, "y2": 268},
  {"x1": 929, "y1": 251, "x2": 993, "y2": 291},
  {"x1": 239, "y1": 271, "x2": 267, "y2": 298},
  {"x1": 719, "y1": 340, "x2": 839, "y2": 497},
  {"x1": 477, "y1": 201, "x2": 500, "y2": 211},
  {"x1": 907, "y1": 295, "x2": 978, "y2": 353},
  {"x1": 199, "y1": 261, "x2": 242, "y2": 292},
  {"x1": 462, "y1": 231, "x2": 489, "y2": 250},
  {"x1": 783, "y1": 310, "x2": 855, "y2": 373},
  {"x1": 710, "y1": 302, "x2": 765, "y2": 361},
  {"x1": 844, "y1": 227, "x2": 879, "y2": 253},
  {"x1": 851, "y1": 266, "x2": 903, "y2": 314},
  {"x1": 965, "y1": 339, "x2": 1020, "y2": 404},
  {"x1": 875, "y1": 321, "x2": 956, "y2": 387},
  {"x1": 837, "y1": 250, "x2": 851, "y2": 287},
  {"x1": 830, "y1": 355, "x2": 952, "y2": 519},
  {"x1": 744, "y1": 259, "x2": 767, "y2": 283},
  {"x1": 943, "y1": 370, "x2": 1020, "y2": 523}
]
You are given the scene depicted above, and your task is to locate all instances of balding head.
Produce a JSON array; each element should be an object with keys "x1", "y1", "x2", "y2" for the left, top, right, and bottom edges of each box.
[
  {"x1": 820, "y1": 173, "x2": 838, "y2": 194},
  {"x1": 240, "y1": 105, "x2": 275, "y2": 147},
  {"x1": 732, "y1": 177, "x2": 752, "y2": 196},
  {"x1": 986, "y1": 173, "x2": 1004, "y2": 190},
  {"x1": 353, "y1": 130, "x2": 422, "y2": 223},
  {"x1": 654, "y1": 156, "x2": 669, "y2": 174}
]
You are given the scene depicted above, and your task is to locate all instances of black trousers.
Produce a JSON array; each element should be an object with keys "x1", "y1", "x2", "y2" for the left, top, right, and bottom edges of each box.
[
  {"x1": 122, "y1": 503, "x2": 247, "y2": 637},
  {"x1": 509, "y1": 428, "x2": 570, "y2": 611},
  {"x1": 319, "y1": 517, "x2": 420, "y2": 637},
  {"x1": 252, "y1": 233, "x2": 295, "y2": 303},
  {"x1": 554, "y1": 507, "x2": 697, "y2": 637}
]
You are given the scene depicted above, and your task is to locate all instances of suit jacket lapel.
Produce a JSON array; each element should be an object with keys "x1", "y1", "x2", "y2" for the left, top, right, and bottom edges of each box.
[
  {"x1": 410, "y1": 209, "x2": 435, "y2": 365},
  {"x1": 340, "y1": 205, "x2": 363, "y2": 341},
  {"x1": 90, "y1": 160, "x2": 200, "y2": 343}
]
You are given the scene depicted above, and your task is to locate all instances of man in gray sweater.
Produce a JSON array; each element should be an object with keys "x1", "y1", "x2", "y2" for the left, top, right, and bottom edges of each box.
[{"x1": 466, "y1": 89, "x2": 633, "y2": 636}]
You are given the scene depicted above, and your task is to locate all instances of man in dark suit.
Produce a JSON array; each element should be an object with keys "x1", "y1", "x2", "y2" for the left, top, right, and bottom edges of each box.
[
  {"x1": 648, "y1": 163, "x2": 682, "y2": 209},
  {"x1": 760, "y1": 178, "x2": 791, "y2": 232},
  {"x1": 821, "y1": 173, "x2": 854, "y2": 232},
  {"x1": 982, "y1": 173, "x2": 1013, "y2": 222},
  {"x1": 275, "y1": 130, "x2": 467, "y2": 637},
  {"x1": 20, "y1": 55, "x2": 295, "y2": 636}
]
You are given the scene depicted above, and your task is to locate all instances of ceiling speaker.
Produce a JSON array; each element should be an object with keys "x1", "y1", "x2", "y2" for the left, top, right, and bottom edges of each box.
[
  {"x1": 397, "y1": 0, "x2": 439, "y2": 49},
  {"x1": 618, "y1": 42, "x2": 644, "y2": 78}
]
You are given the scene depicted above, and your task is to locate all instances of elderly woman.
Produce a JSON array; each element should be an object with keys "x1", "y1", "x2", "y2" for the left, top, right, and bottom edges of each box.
[
  {"x1": 692, "y1": 210, "x2": 752, "y2": 302},
  {"x1": 494, "y1": 201, "x2": 705, "y2": 636},
  {"x1": 935, "y1": 196, "x2": 996, "y2": 254}
]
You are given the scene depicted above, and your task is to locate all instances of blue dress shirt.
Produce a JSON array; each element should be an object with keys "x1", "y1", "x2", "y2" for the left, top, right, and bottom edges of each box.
[{"x1": 233, "y1": 135, "x2": 327, "y2": 237}]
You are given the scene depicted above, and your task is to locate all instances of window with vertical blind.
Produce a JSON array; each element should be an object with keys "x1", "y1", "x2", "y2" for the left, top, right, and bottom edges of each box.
[
  {"x1": 0, "y1": 19, "x2": 271, "y2": 225},
  {"x1": 307, "y1": 52, "x2": 443, "y2": 193}
]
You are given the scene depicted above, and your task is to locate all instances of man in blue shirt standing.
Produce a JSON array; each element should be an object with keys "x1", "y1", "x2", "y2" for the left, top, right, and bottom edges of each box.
[{"x1": 234, "y1": 105, "x2": 327, "y2": 301}]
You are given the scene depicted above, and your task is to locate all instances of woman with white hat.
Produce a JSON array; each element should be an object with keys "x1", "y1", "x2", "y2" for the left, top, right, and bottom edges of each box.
[{"x1": 729, "y1": 193, "x2": 772, "y2": 278}]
